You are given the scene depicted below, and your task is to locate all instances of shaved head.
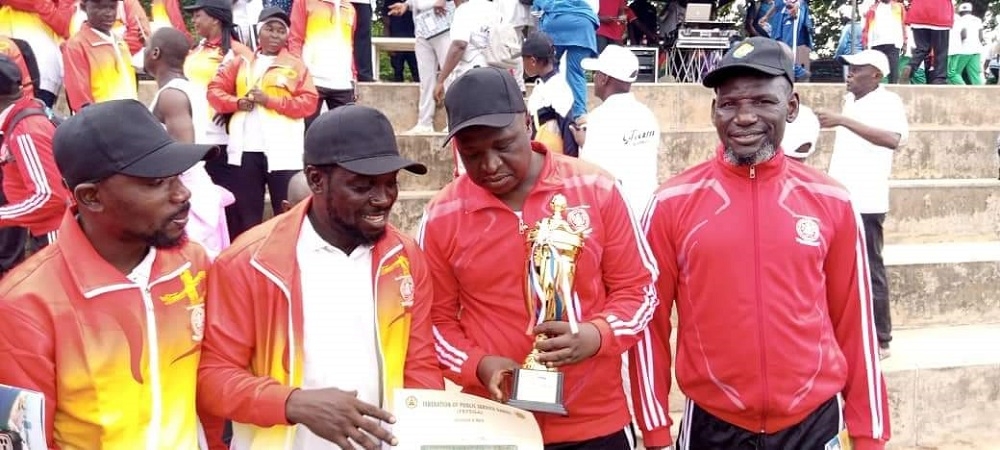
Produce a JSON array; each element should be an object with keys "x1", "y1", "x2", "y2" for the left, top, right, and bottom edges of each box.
[
  {"x1": 148, "y1": 27, "x2": 191, "y2": 69},
  {"x1": 282, "y1": 171, "x2": 311, "y2": 213}
]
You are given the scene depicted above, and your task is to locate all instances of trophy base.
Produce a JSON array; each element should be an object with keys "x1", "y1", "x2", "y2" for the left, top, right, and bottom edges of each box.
[{"x1": 507, "y1": 367, "x2": 568, "y2": 416}]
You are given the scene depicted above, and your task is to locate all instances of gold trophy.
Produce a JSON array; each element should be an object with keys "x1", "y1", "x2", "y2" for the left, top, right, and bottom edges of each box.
[{"x1": 508, "y1": 193, "x2": 589, "y2": 416}]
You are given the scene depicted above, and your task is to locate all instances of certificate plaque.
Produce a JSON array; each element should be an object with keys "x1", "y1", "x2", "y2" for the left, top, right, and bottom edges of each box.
[{"x1": 392, "y1": 388, "x2": 543, "y2": 450}]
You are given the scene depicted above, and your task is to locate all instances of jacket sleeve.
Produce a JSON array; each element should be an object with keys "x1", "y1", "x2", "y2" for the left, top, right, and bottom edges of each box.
[
  {"x1": 402, "y1": 243, "x2": 447, "y2": 390},
  {"x1": 123, "y1": 0, "x2": 151, "y2": 55},
  {"x1": 0, "y1": 126, "x2": 65, "y2": 230},
  {"x1": 288, "y1": 0, "x2": 307, "y2": 56},
  {"x1": 263, "y1": 63, "x2": 319, "y2": 119},
  {"x1": 0, "y1": 297, "x2": 58, "y2": 450},
  {"x1": 586, "y1": 180, "x2": 659, "y2": 357},
  {"x1": 206, "y1": 58, "x2": 243, "y2": 114},
  {"x1": 628, "y1": 193, "x2": 676, "y2": 448},
  {"x1": 60, "y1": 41, "x2": 94, "y2": 113},
  {"x1": 42, "y1": 0, "x2": 77, "y2": 39},
  {"x1": 417, "y1": 211, "x2": 491, "y2": 389},
  {"x1": 825, "y1": 203, "x2": 890, "y2": 450},
  {"x1": 165, "y1": 0, "x2": 190, "y2": 40},
  {"x1": 197, "y1": 254, "x2": 296, "y2": 427}
]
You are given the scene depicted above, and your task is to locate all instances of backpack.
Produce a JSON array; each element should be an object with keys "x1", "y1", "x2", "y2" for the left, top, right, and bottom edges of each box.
[
  {"x1": 2, "y1": 100, "x2": 64, "y2": 145},
  {"x1": 483, "y1": 8, "x2": 522, "y2": 70}
]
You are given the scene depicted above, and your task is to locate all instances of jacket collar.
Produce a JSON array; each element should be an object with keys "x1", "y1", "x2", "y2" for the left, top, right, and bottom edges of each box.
[
  {"x1": 713, "y1": 143, "x2": 788, "y2": 181},
  {"x1": 251, "y1": 198, "x2": 407, "y2": 289},
  {"x1": 247, "y1": 47, "x2": 299, "y2": 67},
  {"x1": 458, "y1": 141, "x2": 566, "y2": 213},
  {"x1": 57, "y1": 210, "x2": 192, "y2": 298},
  {"x1": 78, "y1": 23, "x2": 116, "y2": 47}
]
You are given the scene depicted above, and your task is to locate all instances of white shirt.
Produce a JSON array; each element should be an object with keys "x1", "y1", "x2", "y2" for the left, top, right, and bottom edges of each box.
[
  {"x1": 232, "y1": 0, "x2": 264, "y2": 46},
  {"x1": 126, "y1": 248, "x2": 156, "y2": 289},
  {"x1": 579, "y1": 92, "x2": 660, "y2": 212},
  {"x1": 867, "y1": 2, "x2": 904, "y2": 48},
  {"x1": 448, "y1": 0, "x2": 495, "y2": 80},
  {"x1": 527, "y1": 70, "x2": 574, "y2": 121},
  {"x1": 956, "y1": 14, "x2": 984, "y2": 55},
  {"x1": 241, "y1": 54, "x2": 277, "y2": 153},
  {"x1": 294, "y1": 218, "x2": 382, "y2": 450},
  {"x1": 828, "y1": 86, "x2": 909, "y2": 214},
  {"x1": 150, "y1": 78, "x2": 212, "y2": 146}
]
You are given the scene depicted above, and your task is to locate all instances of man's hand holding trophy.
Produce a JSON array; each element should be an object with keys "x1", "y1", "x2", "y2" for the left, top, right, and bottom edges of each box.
[{"x1": 476, "y1": 193, "x2": 602, "y2": 416}]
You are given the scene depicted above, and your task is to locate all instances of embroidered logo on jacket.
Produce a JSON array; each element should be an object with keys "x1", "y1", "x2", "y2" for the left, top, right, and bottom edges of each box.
[
  {"x1": 382, "y1": 255, "x2": 415, "y2": 308},
  {"x1": 161, "y1": 269, "x2": 207, "y2": 342},
  {"x1": 795, "y1": 217, "x2": 821, "y2": 247}
]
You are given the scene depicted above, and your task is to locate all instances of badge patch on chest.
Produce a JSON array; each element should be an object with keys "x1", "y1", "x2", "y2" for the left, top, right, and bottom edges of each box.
[
  {"x1": 398, "y1": 274, "x2": 415, "y2": 308},
  {"x1": 795, "y1": 216, "x2": 821, "y2": 247},
  {"x1": 188, "y1": 303, "x2": 205, "y2": 342},
  {"x1": 565, "y1": 206, "x2": 592, "y2": 234}
]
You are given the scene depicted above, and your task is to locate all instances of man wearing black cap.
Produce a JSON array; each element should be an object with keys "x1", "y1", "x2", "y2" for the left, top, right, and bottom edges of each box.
[
  {"x1": 420, "y1": 66, "x2": 657, "y2": 448},
  {"x1": 0, "y1": 99, "x2": 222, "y2": 449},
  {"x1": 638, "y1": 37, "x2": 890, "y2": 450},
  {"x1": 197, "y1": 105, "x2": 443, "y2": 450},
  {"x1": 0, "y1": 53, "x2": 69, "y2": 274}
]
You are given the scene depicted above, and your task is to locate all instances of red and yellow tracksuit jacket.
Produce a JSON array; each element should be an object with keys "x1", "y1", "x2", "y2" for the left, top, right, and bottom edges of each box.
[
  {"x1": 61, "y1": 22, "x2": 138, "y2": 112},
  {"x1": 0, "y1": 96, "x2": 70, "y2": 237},
  {"x1": 0, "y1": 36, "x2": 35, "y2": 99},
  {"x1": 862, "y1": 1, "x2": 906, "y2": 48},
  {"x1": 635, "y1": 148, "x2": 891, "y2": 449},
  {"x1": 206, "y1": 48, "x2": 318, "y2": 170},
  {"x1": 68, "y1": 0, "x2": 151, "y2": 56},
  {"x1": 289, "y1": 0, "x2": 357, "y2": 89},
  {"x1": 0, "y1": 210, "x2": 222, "y2": 449},
  {"x1": 150, "y1": 0, "x2": 189, "y2": 41},
  {"x1": 0, "y1": 0, "x2": 76, "y2": 40},
  {"x1": 198, "y1": 199, "x2": 445, "y2": 450},
  {"x1": 418, "y1": 143, "x2": 659, "y2": 444}
]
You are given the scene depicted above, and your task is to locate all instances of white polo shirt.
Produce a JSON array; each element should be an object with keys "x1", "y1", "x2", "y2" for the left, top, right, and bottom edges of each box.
[
  {"x1": 448, "y1": 0, "x2": 495, "y2": 80},
  {"x1": 828, "y1": 86, "x2": 909, "y2": 214},
  {"x1": 579, "y1": 92, "x2": 660, "y2": 212},
  {"x1": 294, "y1": 218, "x2": 382, "y2": 449}
]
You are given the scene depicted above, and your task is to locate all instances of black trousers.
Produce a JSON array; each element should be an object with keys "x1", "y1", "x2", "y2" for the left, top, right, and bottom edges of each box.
[
  {"x1": 390, "y1": 50, "x2": 419, "y2": 82},
  {"x1": 204, "y1": 151, "x2": 297, "y2": 240},
  {"x1": 305, "y1": 87, "x2": 357, "y2": 129},
  {"x1": 862, "y1": 213, "x2": 891, "y2": 347},
  {"x1": 545, "y1": 426, "x2": 635, "y2": 450},
  {"x1": 352, "y1": 1, "x2": 374, "y2": 82},
  {"x1": 871, "y1": 44, "x2": 900, "y2": 83},
  {"x1": 678, "y1": 396, "x2": 842, "y2": 449},
  {"x1": 908, "y1": 27, "x2": 949, "y2": 84}
]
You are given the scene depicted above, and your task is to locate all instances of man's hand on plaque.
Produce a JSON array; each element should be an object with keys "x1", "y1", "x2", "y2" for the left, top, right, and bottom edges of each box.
[
  {"x1": 285, "y1": 387, "x2": 399, "y2": 449},
  {"x1": 532, "y1": 321, "x2": 602, "y2": 368},
  {"x1": 476, "y1": 355, "x2": 521, "y2": 402}
]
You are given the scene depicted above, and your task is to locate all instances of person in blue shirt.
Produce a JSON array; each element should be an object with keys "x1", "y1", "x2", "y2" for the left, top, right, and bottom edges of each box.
[
  {"x1": 533, "y1": 0, "x2": 598, "y2": 120},
  {"x1": 764, "y1": 0, "x2": 812, "y2": 81}
]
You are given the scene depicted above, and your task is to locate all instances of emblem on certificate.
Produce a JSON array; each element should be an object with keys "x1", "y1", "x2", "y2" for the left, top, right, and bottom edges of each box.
[{"x1": 509, "y1": 193, "x2": 590, "y2": 416}]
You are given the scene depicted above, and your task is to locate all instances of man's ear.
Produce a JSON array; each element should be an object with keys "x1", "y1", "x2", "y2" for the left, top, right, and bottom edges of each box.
[
  {"x1": 786, "y1": 91, "x2": 800, "y2": 123},
  {"x1": 303, "y1": 165, "x2": 326, "y2": 194},
  {"x1": 74, "y1": 183, "x2": 104, "y2": 213}
]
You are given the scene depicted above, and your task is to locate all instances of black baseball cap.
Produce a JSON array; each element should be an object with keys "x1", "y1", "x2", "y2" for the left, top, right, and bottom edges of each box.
[
  {"x1": 443, "y1": 67, "x2": 526, "y2": 144},
  {"x1": 258, "y1": 6, "x2": 290, "y2": 25},
  {"x1": 53, "y1": 99, "x2": 218, "y2": 189},
  {"x1": 183, "y1": 0, "x2": 231, "y2": 11},
  {"x1": 0, "y1": 55, "x2": 22, "y2": 96},
  {"x1": 702, "y1": 37, "x2": 795, "y2": 88},
  {"x1": 303, "y1": 105, "x2": 427, "y2": 176},
  {"x1": 522, "y1": 32, "x2": 555, "y2": 59}
]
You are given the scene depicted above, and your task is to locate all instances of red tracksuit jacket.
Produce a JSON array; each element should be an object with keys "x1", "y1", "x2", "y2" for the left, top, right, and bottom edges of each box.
[
  {"x1": 634, "y1": 148, "x2": 890, "y2": 449},
  {"x1": 0, "y1": 96, "x2": 70, "y2": 236},
  {"x1": 419, "y1": 144, "x2": 659, "y2": 444}
]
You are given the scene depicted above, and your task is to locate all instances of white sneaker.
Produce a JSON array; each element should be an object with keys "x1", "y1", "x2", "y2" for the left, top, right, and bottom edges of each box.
[{"x1": 403, "y1": 125, "x2": 435, "y2": 135}]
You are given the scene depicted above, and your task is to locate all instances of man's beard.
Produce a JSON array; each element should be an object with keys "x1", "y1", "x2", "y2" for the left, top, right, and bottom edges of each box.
[
  {"x1": 147, "y1": 230, "x2": 187, "y2": 249},
  {"x1": 724, "y1": 141, "x2": 778, "y2": 166},
  {"x1": 331, "y1": 213, "x2": 385, "y2": 247}
]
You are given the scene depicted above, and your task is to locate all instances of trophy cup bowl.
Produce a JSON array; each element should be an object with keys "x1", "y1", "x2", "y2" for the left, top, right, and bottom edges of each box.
[{"x1": 507, "y1": 194, "x2": 588, "y2": 416}]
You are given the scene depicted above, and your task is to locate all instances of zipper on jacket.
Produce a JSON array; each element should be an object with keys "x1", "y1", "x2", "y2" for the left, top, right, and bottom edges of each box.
[
  {"x1": 140, "y1": 286, "x2": 162, "y2": 450},
  {"x1": 750, "y1": 164, "x2": 769, "y2": 433}
]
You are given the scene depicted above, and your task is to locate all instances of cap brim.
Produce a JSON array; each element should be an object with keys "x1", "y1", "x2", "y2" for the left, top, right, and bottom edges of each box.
[
  {"x1": 120, "y1": 142, "x2": 219, "y2": 180},
  {"x1": 442, "y1": 112, "x2": 519, "y2": 145},
  {"x1": 702, "y1": 63, "x2": 787, "y2": 88},
  {"x1": 340, "y1": 154, "x2": 428, "y2": 176},
  {"x1": 580, "y1": 58, "x2": 601, "y2": 72},
  {"x1": 182, "y1": 5, "x2": 203, "y2": 10}
]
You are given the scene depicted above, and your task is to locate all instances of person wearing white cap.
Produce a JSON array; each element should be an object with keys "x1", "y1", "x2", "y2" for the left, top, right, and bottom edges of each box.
[
  {"x1": 948, "y1": 2, "x2": 985, "y2": 84},
  {"x1": 576, "y1": 45, "x2": 659, "y2": 213},
  {"x1": 782, "y1": 104, "x2": 820, "y2": 161},
  {"x1": 817, "y1": 48, "x2": 909, "y2": 360}
]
